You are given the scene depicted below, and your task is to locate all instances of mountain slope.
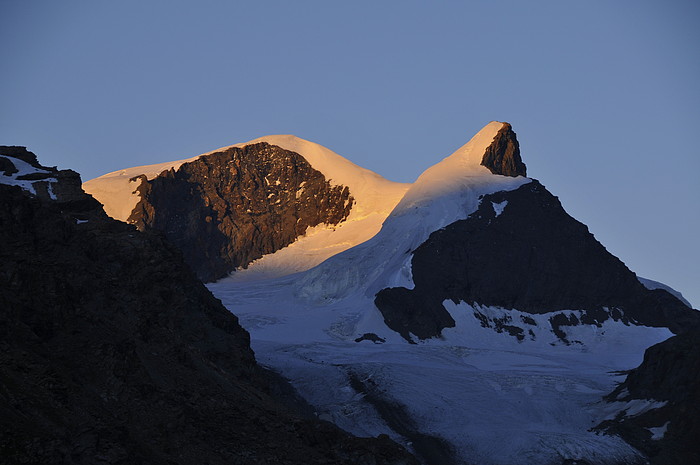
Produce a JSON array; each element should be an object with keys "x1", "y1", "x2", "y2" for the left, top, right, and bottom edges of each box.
[
  {"x1": 84, "y1": 136, "x2": 408, "y2": 282},
  {"x1": 376, "y1": 180, "x2": 698, "y2": 341},
  {"x1": 205, "y1": 122, "x2": 697, "y2": 464},
  {"x1": 0, "y1": 146, "x2": 417, "y2": 465},
  {"x1": 596, "y1": 331, "x2": 700, "y2": 465},
  {"x1": 78, "y1": 121, "x2": 697, "y2": 464},
  {"x1": 294, "y1": 121, "x2": 530, "y2": 303}
]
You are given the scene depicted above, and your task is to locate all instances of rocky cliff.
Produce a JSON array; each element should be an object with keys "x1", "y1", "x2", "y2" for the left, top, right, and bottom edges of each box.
[
  {"x1": 128, "y1": 142, "x2": 354, "y2": 282},
  {"x1": 480, "y1": 122, "x2": 527, "y2": 177},
  {"x1": 597, "y1": 332, "x2": 700, "y2": 465},
  {"x1": 0, "y1": 147, "x2": 416, "y2": 465}
]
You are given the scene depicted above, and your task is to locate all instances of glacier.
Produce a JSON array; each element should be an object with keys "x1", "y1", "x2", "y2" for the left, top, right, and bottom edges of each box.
[{"x1": 205, "y1": 122, "x2": 674, "y2": 464}]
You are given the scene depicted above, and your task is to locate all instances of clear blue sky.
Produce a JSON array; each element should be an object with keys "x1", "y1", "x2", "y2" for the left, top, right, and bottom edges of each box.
[{"x1": 2, "y1": 0, "x2": 698, "y2": 306}]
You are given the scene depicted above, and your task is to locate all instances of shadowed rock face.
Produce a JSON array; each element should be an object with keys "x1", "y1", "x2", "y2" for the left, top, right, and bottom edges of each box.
[
  {"x1": 128, "y1": 142, "x2": 354, "y2": 282},
  {"x1": 480, "y1": 122, "x2": 527, "y2": 177},
  {"x1": 375, "y1": 180, "x2": 698, "y2": 342},
  {"x1": 1, "y1": 146, "x2": 100, "y2": 211},
  {"x1": 597, "y1": 332, "x2": 700, "y2": 465},
  {"x1": 0, "y1": 145, "x2": 41, "y2": 166},
  {"x1": 0, "y1": 150, "x2": 417, "y2": 465}
]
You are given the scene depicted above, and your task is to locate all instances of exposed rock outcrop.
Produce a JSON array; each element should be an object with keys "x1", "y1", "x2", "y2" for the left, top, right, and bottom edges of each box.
[
  {"x1": 0, "y1": 146, "x2": 98, "y2": 210},
  {"x1": 480, "y1": 122, "x2": 527, "y2": 177},
  {"x1": 375, "y1": 180, "x2": 699, "y2": 341},
  {"x1": 596, "y1": 332, "x2": 700, "y2": 465},
  {"x1": 0, "y1": 150, "x2": 416, "y2": 465},
  {"x1": 128, "y1": 142, "x2": 354, "y2": 282},
  {"x1": 1, "y1": 145, "x2": 41, "y2": 166}
]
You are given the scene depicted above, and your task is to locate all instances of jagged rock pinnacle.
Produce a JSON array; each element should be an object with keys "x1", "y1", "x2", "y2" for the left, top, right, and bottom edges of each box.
[{"x1": 480, "y1": 122, "x2": 527, "y2": 177}]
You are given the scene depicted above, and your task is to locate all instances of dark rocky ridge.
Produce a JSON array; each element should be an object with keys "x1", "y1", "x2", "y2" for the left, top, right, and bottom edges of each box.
[
  {"x1": 480, "y1": 122, "x2": 527, "y2": 177},
  {"x1": 128, "y1": 142, "x2": 354, "y2": 282},
  {"x1": 1, "y1": 146, "x2": 97, "y2": 212},
  {"x1": 596, "y1": 332, "x2": 700, "y2": 465},
  {"x1": 1, "y1": 145, "x2": 43, "y2": 166},
  {"x1": 0, "y1": 148, "x2": 417, "y2": 465},
  {"x1": 375, "y1": 180, "x2": 699, "y2": 342}
]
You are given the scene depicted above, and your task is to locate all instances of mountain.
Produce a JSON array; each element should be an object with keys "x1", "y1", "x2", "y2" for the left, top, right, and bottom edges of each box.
[
  {"x1": 595, "y1": 331, "x2": 700, "y2": 465},
  {"x1": 82, "y1": 123, "x2": 699, "y2": 464},
  {"x1": 374, "y1": 179, "x2": 696, "y2": 341},
  {"x1": 83, "y1": 135, "x2": 409, "y2": 282},
  {"x1": 0, "y1": 146, "x2": 418, "y2": 465}
]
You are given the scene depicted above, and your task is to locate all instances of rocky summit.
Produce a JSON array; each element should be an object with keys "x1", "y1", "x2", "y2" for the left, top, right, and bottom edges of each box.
[
  {"x1": 479, "y1": 122, "x2": 527, "y2": 177},
  {"x1": 0, "y1": 147, "x2": 417, "y2": 465}
]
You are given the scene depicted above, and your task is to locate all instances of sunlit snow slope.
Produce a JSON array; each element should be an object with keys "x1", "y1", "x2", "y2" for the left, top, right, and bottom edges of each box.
[
  {"x1": 82, "y1": 155, "x2": 200, "y2": 221},
  {"x1": 293, "y1": 121, "x2": 529, "y2": 301}
]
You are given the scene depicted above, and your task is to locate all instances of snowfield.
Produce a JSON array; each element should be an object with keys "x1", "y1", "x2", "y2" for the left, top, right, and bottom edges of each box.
[
  {"x1": 209, "y1": 274, "x2": 670, "y2": 465},
  {"x1": 207, "y1": 122, "x2": 673, "y2": 464}
]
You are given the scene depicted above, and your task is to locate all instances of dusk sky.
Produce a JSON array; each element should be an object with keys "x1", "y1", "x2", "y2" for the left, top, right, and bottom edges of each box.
[{"x1": 2, "y1": 1, "x2": 698, "y2": 306}]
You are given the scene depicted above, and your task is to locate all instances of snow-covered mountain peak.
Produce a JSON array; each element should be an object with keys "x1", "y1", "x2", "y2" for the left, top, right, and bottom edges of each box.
[
  {"x1": 293, "y1": 122, "x2": 530, "y2": 302},
  {"x1": 83, "y1": 135, "x2": 410, "y2": 281},
  {"x1": 205, "y1": 123, "x2": 697, "y2": 464},
  {"x1": 426, "y1": 120, "x2": 504, "y2": 170},
  {"x1": 84, "y1": 134, "x2": 408, "y2": 223},
  {"x1": 390, "y1": 121, "x2": 521, "y2": 216}
]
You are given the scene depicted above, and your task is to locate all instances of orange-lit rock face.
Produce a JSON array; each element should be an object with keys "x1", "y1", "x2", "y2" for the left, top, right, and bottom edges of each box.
[
  {"x1": 480, "y1": 122, "x2": 527, "y2": 177},
  {"x1": 129, "y1": 142, "x2": 354, "y2": 281}
]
